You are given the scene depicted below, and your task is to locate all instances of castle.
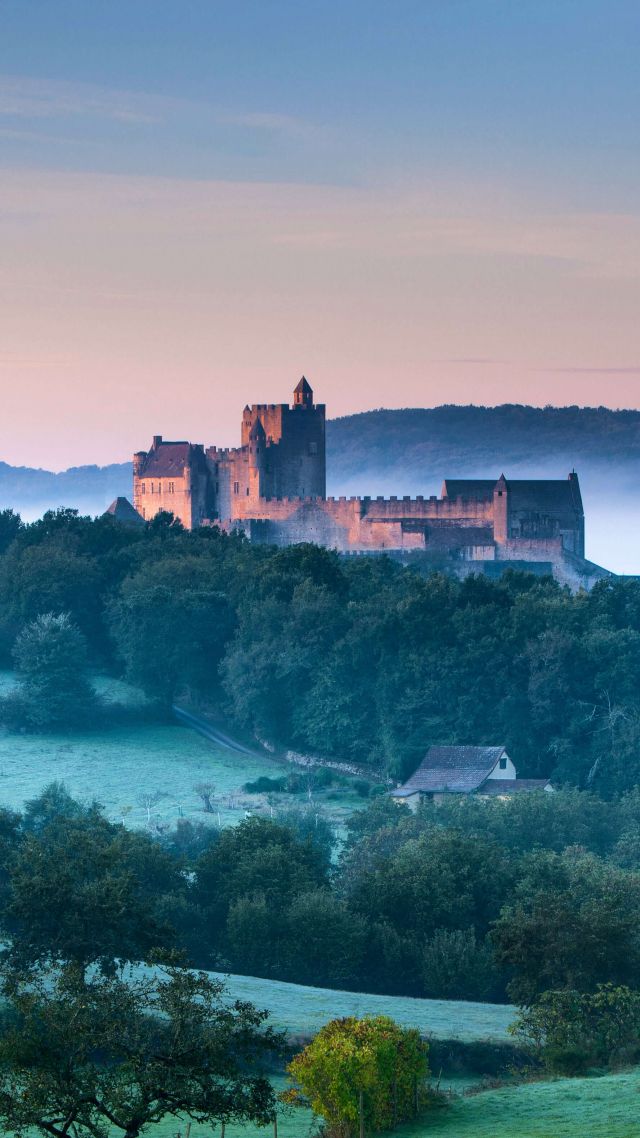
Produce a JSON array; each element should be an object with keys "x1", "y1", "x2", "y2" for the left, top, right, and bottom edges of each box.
[{"x1": 132, "y1": 379, "x2": 610, "y2": 589}]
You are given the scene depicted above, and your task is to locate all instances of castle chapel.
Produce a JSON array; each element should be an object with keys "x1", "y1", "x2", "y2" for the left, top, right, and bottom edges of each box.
[{"x1": 132, "y1": 379, "x2": 609, "y2": 589}]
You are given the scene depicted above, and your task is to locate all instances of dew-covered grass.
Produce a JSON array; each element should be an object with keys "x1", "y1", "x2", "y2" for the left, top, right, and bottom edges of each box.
[
  {"x1": 398, "y1": 1068, "x2": 640, "y2": 1137},
  {"x1": 0, "y1": 673, "x2": 365, "y2": 830},
  {"x1": 139, "y1": 1068, "x2": 640, "y2": 1138},
  {"x1": 211, "y1": 971, "x2": 515, "y2": 1043}
]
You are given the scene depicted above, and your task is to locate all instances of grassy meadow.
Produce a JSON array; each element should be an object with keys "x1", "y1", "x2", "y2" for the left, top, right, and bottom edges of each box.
[
  {"x1": 0, "y1": 672, "x2": 365, "y2": 830},
  {"x1": 145, "y1": 1069, "x2": 640, "y2": 1138},
  {"x1": 213, "y1": 971, "x2": 515, "y2": 1043}
]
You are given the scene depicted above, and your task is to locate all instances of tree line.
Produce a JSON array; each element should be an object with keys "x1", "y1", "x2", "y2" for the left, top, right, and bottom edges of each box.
[
  {"x1": 4, "y1": 780, "x2": 640, "y2": 1009},
  {"x1": 2, "y1": 505, "x2": 640, "y2": 792}
]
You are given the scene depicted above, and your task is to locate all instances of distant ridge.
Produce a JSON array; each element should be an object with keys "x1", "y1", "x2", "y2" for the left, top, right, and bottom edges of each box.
[
  {"x1": 326, "y1": 404, "x2": 640, "y2": 494},
  {"x1": 1, "y1": 404, "x2": 640, "y2": 519}
]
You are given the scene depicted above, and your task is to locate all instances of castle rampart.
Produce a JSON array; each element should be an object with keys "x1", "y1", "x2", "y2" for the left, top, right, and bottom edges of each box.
[{"x1": 133, "y1": 379, "x2": 603, "y2": 588}]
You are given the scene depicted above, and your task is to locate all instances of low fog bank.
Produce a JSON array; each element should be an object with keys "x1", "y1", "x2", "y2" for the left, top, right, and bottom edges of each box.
[
  {"x1": 0, "y1": 458, "x2": 637, "y2": 575},
  {"x1": 328, "y1": 462, "x2": 640, "y2": 576}
]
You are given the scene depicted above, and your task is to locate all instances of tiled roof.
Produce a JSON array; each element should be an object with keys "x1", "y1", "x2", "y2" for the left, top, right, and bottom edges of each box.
[
  {"x1": 393, "y1": 745, "x2": 507, "y2": 795},
  {"x1": 139, "y1": 442, "x2": 191, "y2": 477}
]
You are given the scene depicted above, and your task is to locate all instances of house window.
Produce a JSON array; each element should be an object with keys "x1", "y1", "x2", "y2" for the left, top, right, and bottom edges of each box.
[
  {"x1": 150, "y1": 483, "x2": 154, "y2": 494},
  {"x1": 499, "y1": 757, "x2": 507, "y2": 770},
  {"x1": 168, "y1": 482, "x2": 175, "y2": 494},
  {"x1": 246, "y1": 487, "x2": 250, "y2": 495},
  {"x1": 157, "y1": 481, "x2": 162, "y2": 493},
  {"x1": 233, "y1": 482, "x2": 239, "y2": 494},
  {"x1": 141, "y1": 483, "x2": 146, "y2": 495}
]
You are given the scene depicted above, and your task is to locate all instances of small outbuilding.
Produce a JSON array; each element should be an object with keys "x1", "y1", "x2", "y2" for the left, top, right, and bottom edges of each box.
[
  {"x1": 390, "y1": 745, "x2": 551, "y2": 811},
  {"x1": 103, "y1": 497, "x2": 145, "y2": 526}
]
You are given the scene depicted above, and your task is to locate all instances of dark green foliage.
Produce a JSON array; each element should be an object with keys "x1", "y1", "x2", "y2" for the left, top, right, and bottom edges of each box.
[
  {"x1": 0, "y1": 963, "x2": 282, "y2": 1138},
  {"x1": 510, "y1": 985, "x2": 640, "y2": 1073},
  {"x1": 1, "y1": 794, "x2": 183, "y2": 973},
  {"x1": 2, "y1": 509, "x2": 640, "y2": 792},
  {"x1": 0, "y1": 509, "x2": 21, "y2": 555},
  {"x1": 193, "y1": 817, "x2": 329, "y2": 973},
  {"x1": 244, "y1": 775, "x2": 287, "y2": 793},
  {"x1": 108, "y1": 558, "x2": 234, "y2": 706},
  {"x1": 4, "y1": 613, "x2": 100, "y2": 731},
  {"x1": 491, "y1": 850, "x2": 640, "y2": 1003},
  {"x1": 422, "y1": 928, "x2": 500, "y2": 1002}
]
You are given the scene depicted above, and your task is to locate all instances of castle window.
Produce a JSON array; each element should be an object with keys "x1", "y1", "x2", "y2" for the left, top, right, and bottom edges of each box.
[
  {"x1": 233, "y1": 482, "x2": 239, "y2": 495},
  {"x1": 141, "y1": 484, "x2": 146, "y2": 495},
  {"x1": 151, "y1": 483, "x2": 154, "y2": 493},
  {"x1": 168, "y1": 482, "x2": 175, "y2": 494},
  {"x1": 309, "y1": 441, "x2": 318, "y2": 455},
  {"x1": 157, "y1": 481, "x2": 162, "y2": 493}
]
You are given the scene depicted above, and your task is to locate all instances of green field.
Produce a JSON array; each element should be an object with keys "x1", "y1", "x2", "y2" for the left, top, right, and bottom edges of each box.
[
  {"x1": 0, "y1": 673, "x2": 364, "y2": 830},
  {"x1": 141, "y1": 1069, "x2": 640, "y2": 1138},
  {"x1": 402, "y1": 1069, "x2": 640, "y2": 1137},
  {"x1": 213, "y1": 971, "x2": 515, "y2": 1043}
]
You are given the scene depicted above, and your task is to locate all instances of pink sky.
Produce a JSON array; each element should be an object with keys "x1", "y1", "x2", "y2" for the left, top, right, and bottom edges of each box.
[{"x1": 2, "y1": 168, "x2": 640, "y2": 470}]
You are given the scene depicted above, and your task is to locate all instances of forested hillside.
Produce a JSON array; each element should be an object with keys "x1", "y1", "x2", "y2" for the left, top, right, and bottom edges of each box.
[{"x1": 326, "y1": 404, "x2": 640, "y2": 493}]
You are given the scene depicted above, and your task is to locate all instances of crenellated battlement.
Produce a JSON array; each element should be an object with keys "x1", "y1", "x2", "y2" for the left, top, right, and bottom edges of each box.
[{"x1": 133, "y1": 380, "x2": 586, "y2": 579}]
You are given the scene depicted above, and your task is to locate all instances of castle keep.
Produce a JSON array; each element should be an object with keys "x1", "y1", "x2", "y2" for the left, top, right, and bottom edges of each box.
[{"x1": 133, "y1": 379, "x2": 607, "y2": 588}]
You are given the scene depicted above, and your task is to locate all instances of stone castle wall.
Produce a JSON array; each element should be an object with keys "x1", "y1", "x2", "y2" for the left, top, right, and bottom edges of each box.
[{"x1": 132, "y1": 382, "x2": 600, "y2": 588}]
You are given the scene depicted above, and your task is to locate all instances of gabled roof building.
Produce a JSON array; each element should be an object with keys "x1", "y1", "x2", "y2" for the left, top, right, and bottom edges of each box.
[{"x1": 390, "y1": 745, "x2": 551, "y2": 810}]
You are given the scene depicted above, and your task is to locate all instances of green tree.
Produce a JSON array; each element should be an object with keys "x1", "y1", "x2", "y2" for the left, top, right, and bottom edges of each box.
[
  {"x1": 9, "y1": 613, "x2": 99, "y2": 730},
  {"x1": 109, "y1": 560, "x2": 233, "y2": 707},
  {"x1": 2, "y1": 807, "x2": 183, "y2": 973},
  {"x1": 492, "y1": 849, "x2": 640, "y2": 1003},
  {"x1": 283, "y1": 890, "x2": 368, "y2": 989},
  {"x1": 0, "y1": 963, "x2": 282, "y2": 1138},
  {"x1": 510, "y1": 984, "x2": 640, "y2": 1073},
  {"x1": 0, "y1": 509, "x2": 21, "y2": 555},
  {"x1": 422, "y1": 927, "x2": 500, "y2": 1001},
  {"x1": 287, "y1": 1016, "x2": 431, "y2": 1137}
]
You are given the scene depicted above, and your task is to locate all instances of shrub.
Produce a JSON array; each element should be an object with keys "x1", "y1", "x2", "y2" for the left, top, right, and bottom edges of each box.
[
  {"x1": 509, "y1": 984, "x2": 640, "y2": 1073},
  {"x1": 287, "y1": 1015, "x2": 433, "y2": 1137},
  {"x1": 244, "y1": 776, "x2": 287, "y2": 794},
  {"x1": 352, "y1": 778, "x2": 372, "y2": 798}
]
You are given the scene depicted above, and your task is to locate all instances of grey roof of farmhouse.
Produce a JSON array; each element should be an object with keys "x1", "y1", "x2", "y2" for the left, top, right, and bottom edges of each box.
[{"x1": 391, "y1": 745, "x2": 508, "y2": 796}]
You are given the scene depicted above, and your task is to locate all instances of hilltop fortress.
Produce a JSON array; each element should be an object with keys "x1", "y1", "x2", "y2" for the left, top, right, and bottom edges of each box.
[{"x1": 133, "y1": 379, "x2": 610, "y2": 589}]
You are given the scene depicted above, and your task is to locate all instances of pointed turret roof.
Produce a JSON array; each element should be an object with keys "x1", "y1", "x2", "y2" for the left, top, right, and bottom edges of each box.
[
  {"x1": 103, "y1": 497, "x2": 145, "y2": 526},
  {"x1": 294, "y1": 376, "x2": 312, "y2": 394}
]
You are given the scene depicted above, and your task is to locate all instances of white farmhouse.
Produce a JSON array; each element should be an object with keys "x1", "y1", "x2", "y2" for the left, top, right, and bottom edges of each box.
[{"x1": 390, "y1": 745, "x2": 551, "y2": 811}]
